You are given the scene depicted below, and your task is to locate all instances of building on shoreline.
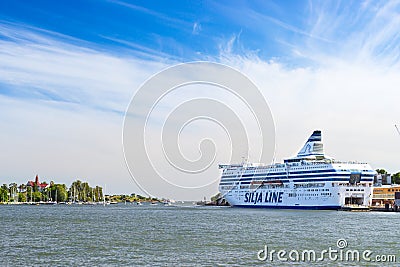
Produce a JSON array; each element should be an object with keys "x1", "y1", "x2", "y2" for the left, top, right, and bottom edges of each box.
[
  {"x1": 374, "y1": 173, "x2": 392, "y2": 185},
  {"x1": 26, "y1": 175, "x2": 48, "y2": 192},
  {"x1": 371, "y1": 185, "x2": 400, "y2": 207}
]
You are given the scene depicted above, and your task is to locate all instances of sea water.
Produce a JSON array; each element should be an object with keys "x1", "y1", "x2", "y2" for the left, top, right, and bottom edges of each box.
[{"x1": 0, "y1": 204, "x2": 398, "y2": 266}]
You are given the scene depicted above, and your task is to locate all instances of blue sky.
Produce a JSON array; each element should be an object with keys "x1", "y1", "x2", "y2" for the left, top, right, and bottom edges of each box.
[
  {"x1": 1, "y1": 1, "x2": 400, "y2": 198},
  {"x1": 1, "y1": 0, "x2": 304, "y2": 60},
  {"x1": 2, "y1": 0, "x2": 399, "y2": 73}
]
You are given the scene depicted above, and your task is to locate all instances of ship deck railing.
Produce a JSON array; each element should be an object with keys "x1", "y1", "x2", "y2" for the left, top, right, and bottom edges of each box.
[{"x1": 220, "y1": 161, "x2": 368, "y2": 169}]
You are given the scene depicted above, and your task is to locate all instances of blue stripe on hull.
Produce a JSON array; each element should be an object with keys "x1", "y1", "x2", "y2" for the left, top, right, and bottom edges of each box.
[{"x1": 233, "y1": 205, "x2": 341, "y2": 210}]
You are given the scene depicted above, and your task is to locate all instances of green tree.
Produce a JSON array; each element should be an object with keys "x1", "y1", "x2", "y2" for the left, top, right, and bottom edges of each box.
[
  {"x1": 55, "y1": 184, "x2": 68, "y2": 202},
  {"x1": 67, "y1": 180, "x2": 103, "y2": 202},
  {"x1": 136, "y1": 194, "x2": 146, "y2": 200},
  {"x1": 32, "y1": 191, "x2": 42, "y2": 202},
  {"x1": 26, "y1": 186, "x2": 33, "y2": 202},
  {"x1": 0, "y1": 187, "x2": 8, "y2": 202},
  {"x1": 41, "y1": 190, "x2": 49, "y2": 202},
  {"x1": 33, "y1": 184, "x2": 39, "y2": 193},
  {"x1": 18, "y1": 192, "x2": 26, "y2": 202},
  {"x1": 18, "y1": 183, "x2": 26, "y2": 193},
  {"x1": 392, "y1": 172, "x2": 400, "y2": 184},
  {"x1": 93, "y1": 186, "x2": 103, "y2": 202},
  {"x1": 48, "y1": 184, "x2": 68, "y2": 202},
  {"x1": 81, "y1": 182, "x2": 91, "y2": 202},
  {"x1": 69, "y1": 180, "x2": 82, "y2": 202},
  {"x1": 211, "y1": 192, "x2": 222, "y2": 202},
  {"x1": 1, "y1": 184, "x2": 8, "y2": 191},
  {"x1": 376, "y1": 169, "x2": 388, "y2": 175}
]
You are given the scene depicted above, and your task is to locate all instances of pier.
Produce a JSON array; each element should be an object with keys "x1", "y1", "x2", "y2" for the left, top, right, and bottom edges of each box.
[{"x1": 340, "y1": 205, "x2": 370, "y2": 212}]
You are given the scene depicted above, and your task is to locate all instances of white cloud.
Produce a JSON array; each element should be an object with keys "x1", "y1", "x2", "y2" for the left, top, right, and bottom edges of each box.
[
  {"x1": 219, "y1": 51, "x2": 400, "y2": 174},
  {"x1": 211, "y1": 1, "x2": 400, "y2": 176},
  {"x1": 303, "y1": 0, "x2": 400, "y2": 68},
  {"x1": 0, "y1": 41, "x2": 159, "y2": 113},
  {"x1": 0, "y1": 22, "x2": 168, "y2": 194},
  {"x1": 2, "y1": 0, "x2": 400, "y2": 200}
]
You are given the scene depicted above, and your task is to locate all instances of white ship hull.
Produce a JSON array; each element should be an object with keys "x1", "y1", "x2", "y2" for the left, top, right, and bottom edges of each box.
[
  {"x1": 218, "y1": 131, "x2": 375, "y2": 210},
  {"x1": 222, "y1": 178, "x2": 373, "y2": 210}
]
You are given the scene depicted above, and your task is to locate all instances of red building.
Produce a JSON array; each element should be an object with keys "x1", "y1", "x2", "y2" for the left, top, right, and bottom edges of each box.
[{"x1": 27, "y1": 175, "x2": 49, "y2": 192}]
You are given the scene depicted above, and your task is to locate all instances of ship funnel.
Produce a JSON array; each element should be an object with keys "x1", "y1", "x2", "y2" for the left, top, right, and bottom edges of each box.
[{"x1": 297, "y1": 130, "x2": 324, "y2": 157}]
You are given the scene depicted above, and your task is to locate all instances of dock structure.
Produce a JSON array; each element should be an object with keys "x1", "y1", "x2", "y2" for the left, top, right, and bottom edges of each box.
[
  {"x1": 340, "y1": 185, "x2": 400, "y2": 212},
  {"x1": 372, "y1": 186, "x2": 399, "y2": 205},
  {"x1": 340, "y1": 205, "x2": 370, "y2": 212},
  {"x1": 368, "y1": 185, "x2": 400, "y2": 212}
]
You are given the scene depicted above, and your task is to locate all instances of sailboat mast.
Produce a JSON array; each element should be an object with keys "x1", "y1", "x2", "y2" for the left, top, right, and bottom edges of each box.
[{"x1": 103, "y1": 184, "x2": 106, "y2": 206}]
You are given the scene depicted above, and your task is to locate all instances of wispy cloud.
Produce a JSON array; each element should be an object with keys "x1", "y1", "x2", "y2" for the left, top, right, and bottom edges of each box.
[
  {"x1": 304, "y1": 0, "x2": 400, "y2": 67},
  {"x1": 192, "y1": 22, "x2": 202, "y2": 35},
  {"x1": 212, "y1": 0, "x2": 400, "y2": 174},
  {"x1": 0, "y1": 21, "x2": 166, "y2": 113},
  {"x1": 108, "y1": 0, "x2": 192, "y2": 30},
  {"x1": 247, "y1": 9, "x2": 333, "y2": 44},
  {"x1": 99, "y1": 35, "x2": 179, "y2": 62}
]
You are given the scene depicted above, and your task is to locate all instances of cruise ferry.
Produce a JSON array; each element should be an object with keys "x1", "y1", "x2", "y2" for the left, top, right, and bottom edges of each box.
[{"x1": 218, "y1": 130, "x2": 375, "y2": 209}]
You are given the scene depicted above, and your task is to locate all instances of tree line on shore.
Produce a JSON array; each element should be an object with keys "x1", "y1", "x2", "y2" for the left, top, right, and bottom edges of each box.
[
  {"x1": 0, "y1": 180, "x2": 104, "y2": 203},
  {"x1": 107, "y1": 193, "x2": 159, "y2": 203},
  {"x1": 0, "y1": 179, "x2": 159, "y2": 203}
]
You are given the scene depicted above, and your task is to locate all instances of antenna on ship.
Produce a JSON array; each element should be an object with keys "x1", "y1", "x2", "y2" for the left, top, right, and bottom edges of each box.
[{"x1": 395, "y1": 125, "x2": 400, "y2": 136}]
